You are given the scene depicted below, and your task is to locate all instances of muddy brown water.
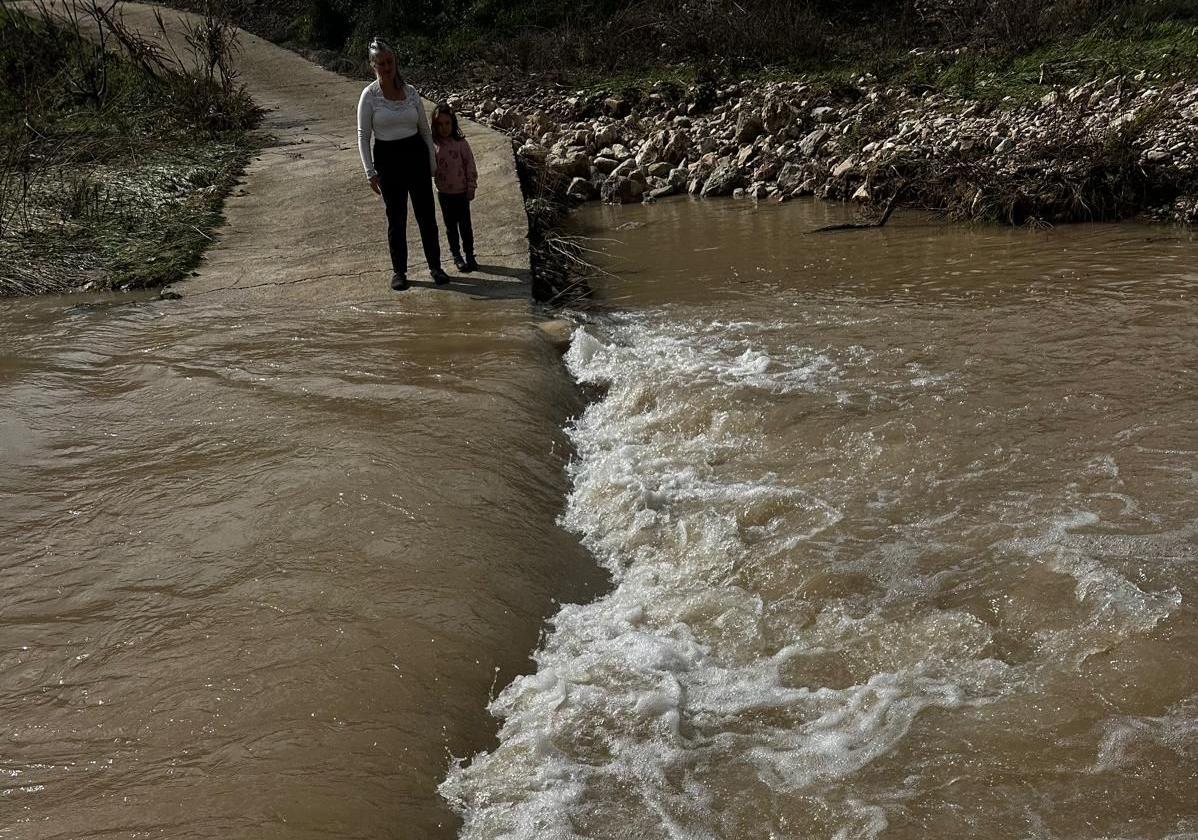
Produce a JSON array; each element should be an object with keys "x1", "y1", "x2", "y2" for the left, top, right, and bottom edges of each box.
[
  {"x1": 3, "y1": 197, "x2": 1197, "y2": 840},
  {"x1": 0, "y1": 292, "x2": 601, "y2": 839},
  {"x1": 444, "y1": 200, "x2": 1198, "y2": 839}
]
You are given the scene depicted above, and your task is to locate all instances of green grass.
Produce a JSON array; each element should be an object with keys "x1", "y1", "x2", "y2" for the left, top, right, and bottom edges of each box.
[
  {"x1": 152, "y1": 0, "x2": 1198, "y2": 107},
  {"x1": 414, "y1": 16, "x2": 1196, "y2": 110},
  {"x1": 1, "y1": 9, "x2": 262, "y2": 295},
  {"x1": 567, "y1": 66, "x2": 700, "y2": 96},
  {"x1": 2, "y1": 142, "x2": 257, "y2": 295},
  {"x1": 856, "y1": 18, "x2": 1198, "y2": 103}
]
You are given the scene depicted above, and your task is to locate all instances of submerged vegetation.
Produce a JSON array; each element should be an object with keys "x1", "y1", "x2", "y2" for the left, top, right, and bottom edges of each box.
[{"x1": 0, "y1": 1, "x2": 261, "y2": 295}]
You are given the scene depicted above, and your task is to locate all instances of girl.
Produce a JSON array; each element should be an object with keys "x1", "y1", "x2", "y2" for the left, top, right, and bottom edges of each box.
[
  {"x1": 356, "y1": 37, "x2": 450, "y2": 290},
  {"x1": 431, "y1": 103, "x2": 479, "y2": 273}
]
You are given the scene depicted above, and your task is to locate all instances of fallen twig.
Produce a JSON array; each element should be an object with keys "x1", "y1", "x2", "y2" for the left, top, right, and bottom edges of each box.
[{"x1": 809, "y1": 180, "x2": 906, "y2": 233}]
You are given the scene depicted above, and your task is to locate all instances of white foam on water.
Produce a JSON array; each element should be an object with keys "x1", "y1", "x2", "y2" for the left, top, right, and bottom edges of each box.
[
  {"x1": 1092, "y1": 695, "x2": 1198, "y2": 772},
  {"x1": 442, "y1": 314, "x2": 1009, "y2": 839},
  {"x1": 1004, "y1": 512, "x2": 1183, "y2": 662},
  {"x1": 566, "y1": 317, "x2": 841, "y2": 396}
]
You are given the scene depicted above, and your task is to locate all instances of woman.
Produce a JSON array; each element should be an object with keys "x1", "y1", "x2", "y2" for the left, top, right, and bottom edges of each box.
[{"x1": 357, "y1": 37, "x2": 449, "y2": 291}]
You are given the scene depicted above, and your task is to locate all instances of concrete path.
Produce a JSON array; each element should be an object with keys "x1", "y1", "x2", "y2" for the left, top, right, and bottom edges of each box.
[{"x1": 97, "y1": 2, "x2": 531, "y2": 305}]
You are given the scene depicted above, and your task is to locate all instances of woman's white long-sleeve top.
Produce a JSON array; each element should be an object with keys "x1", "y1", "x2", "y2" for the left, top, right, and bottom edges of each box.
[{"x1": 356, "y1": 80, "x2": 435, "y2": 179}]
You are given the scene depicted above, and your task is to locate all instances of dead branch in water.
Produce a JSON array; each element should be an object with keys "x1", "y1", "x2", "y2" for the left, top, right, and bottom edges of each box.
[{"x1": 809, "y1": 180, "x2": 907, "y2": 233}]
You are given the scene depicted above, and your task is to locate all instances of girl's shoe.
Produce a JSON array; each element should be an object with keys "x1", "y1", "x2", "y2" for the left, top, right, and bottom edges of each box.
[
  {"x1": 430, "y1": 266, "x2": 451, "y2": 286},
  {"x1": 453, "y1": 255, "x2": 468, "y2": 272},
  {"x1": 463, "y1": 256, "x2": 479, "y2": 272},
  {"x1": 391, "y1": 272, "x2": 409, "y2": 291}
]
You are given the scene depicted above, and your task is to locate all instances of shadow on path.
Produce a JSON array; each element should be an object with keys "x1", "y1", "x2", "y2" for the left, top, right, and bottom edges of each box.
[
  {"x1": 407, "y1": 276, "x2": 530, "y2": 300},
  {"x1": 472, "y1": 263, "x2": 529, "y2": 279}
]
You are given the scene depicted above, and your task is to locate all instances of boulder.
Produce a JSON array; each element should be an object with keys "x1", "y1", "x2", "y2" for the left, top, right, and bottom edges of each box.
[
  {"x1": 547, "y1": 150, "x2": 592, "y2": 179},
  {"x1": 832, "y1": 155, "x2": 858, "y2": 178},
  {"x1": 525, "y1": 110, "x2": 555, "y2": 138},
  {"x1": 492, "y1": 108, "x2": 521, "y2": 130},
  {"x1": 612, "y1": 158, "x2": 639, "y2": 179},
  {"x1": 811, "y1": 106, "x2": 837, "y2": 123},
  {"x1": 647, "y1": 161, "x2": 674, "y2": 178},
  {"x1": 753, "y1": 157, "x2": 781, "y2": 182},
  {"x1": 594, "y1": 123, "x2": 621, "y2": 148},
  {"x1": 635, "y1": 137, "x2": 662, "y2": 167},
  {"x1": 799, "y1": 127, "x2": 829, "y2": 157},
  {"x1": 762, "y1": 96, "x2": 795, "y2": 135},
  {"x1": 601, "y1": 175, "x2": 645, "y2": 204},
  {"x1": 700, "y1": 159, "x2": 744, "y2": 197},
  {"x1": 604, "y1": 97, "x2": 631, "y2": 118},
  {"x1": 776, "y1": 162, "x2": 805, "y2": 193},
  {"x1": 662, "y1": 130, "x2": 691, "y2": 164},
  {"x1": 592, "y1": 156, "x2": 620, "y2": 175},
  {"x1": 517, "y1": 142, "x2": 548, "y2": 165},
  {"x1": 736, "y1": 112, "x2": 766, "y2": 144}
]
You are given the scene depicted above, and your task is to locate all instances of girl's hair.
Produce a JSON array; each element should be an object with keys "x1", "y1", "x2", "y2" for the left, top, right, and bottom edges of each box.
[
  {"x1": 367, "y1": 36, "x2": 404, "y2": 86},
  {"x1": 431, "y1": 103, "x2": 465, "y2": 141}
]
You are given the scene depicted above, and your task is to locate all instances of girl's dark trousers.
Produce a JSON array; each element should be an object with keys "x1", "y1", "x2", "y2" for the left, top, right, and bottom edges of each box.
[
  {"x1": 437, "y1": 192, "x2": 475, "y2": 260},
  {"x1": 374, "y1": 134, "x2": 440, "y2": 274}
]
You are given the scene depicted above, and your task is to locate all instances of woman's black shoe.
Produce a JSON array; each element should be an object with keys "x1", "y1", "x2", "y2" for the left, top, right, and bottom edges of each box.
[
  {"x1": 430, "y1": 266, "x2": 451, "y2": 286},
  {"x1": 463, "y1": 256, "x2": 479, "y2": 273},
  {"x1": 453, "y1": 255, "x2": 468, "y2": 272},
  {"x1": 391, "y1": 272, "x2": 409, "y2": 291}
]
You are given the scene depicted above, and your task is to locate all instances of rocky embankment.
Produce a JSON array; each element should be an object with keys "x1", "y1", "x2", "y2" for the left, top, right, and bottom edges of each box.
[{"x1": 430, "y1": 72, "x2": 1198, "y2": 226}]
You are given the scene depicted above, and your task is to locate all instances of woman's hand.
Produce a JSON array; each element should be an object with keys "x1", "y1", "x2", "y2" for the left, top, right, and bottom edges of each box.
[{"x1": 369, "y1": 175, "x2": 381, "y2": 196}]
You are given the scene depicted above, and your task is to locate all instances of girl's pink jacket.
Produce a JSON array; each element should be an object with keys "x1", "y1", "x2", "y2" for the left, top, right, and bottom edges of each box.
[{"x1": 434, "y1": 137, "x2": 478, "y2": 198}]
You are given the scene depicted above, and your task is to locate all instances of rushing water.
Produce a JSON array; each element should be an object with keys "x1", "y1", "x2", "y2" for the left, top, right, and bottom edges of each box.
[
  {"x1": 3, "y1": 201, "x2": 1196, "y2": 840},
  {"x1": 444, "y1": 200, "x2": 1198, "y2": 839},
  {"x1": 0, "y1": 291, "x2": 601, "y2": 839}
]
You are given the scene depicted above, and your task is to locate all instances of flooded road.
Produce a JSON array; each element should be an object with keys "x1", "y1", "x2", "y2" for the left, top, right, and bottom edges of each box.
[
  {"x1": 446, "y1": 199, "x2": 1198, "y2": 839},
  {"x1": 4, "y1": 196, "x2": 1197, "y2": 840},
  {"x1": 0, "y1": 292, "x2": 600, "y2": 839}
]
